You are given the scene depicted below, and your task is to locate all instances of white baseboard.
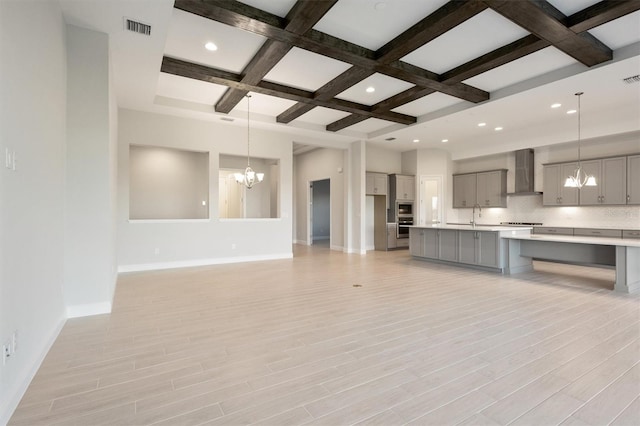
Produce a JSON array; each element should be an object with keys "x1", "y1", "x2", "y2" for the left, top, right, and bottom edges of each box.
[
  {"x1": 344, "y1": 247, "x2": 367, "y2": 254},
  {"x1": 330, "y1": 245, "x2": 343, "y2": 251},
  {"x1": 118, "y1": 252, "x2": 294, "y2": 273},
  {"x1": 0, "y1": 316, "x2": 66, "y2": 426},
  {"x1": 313, "y1": 236, "x2": 330, "y2": 241},
  {"x1": 366, "y1": 244, "x2": 375, "y2": 251},
  {"x1": 66, "y1": 302, "x2": 112, "y2": 319},
  {"x1": 293, "y1": 239, "x2": 309, "y2": 246}
]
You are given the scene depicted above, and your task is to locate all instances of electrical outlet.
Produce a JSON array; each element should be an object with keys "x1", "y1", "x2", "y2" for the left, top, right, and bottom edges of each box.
[
  {"x1": 4, "y1": 148, "x2": 11, "y2": 169},
  {"x1": 154, "y1": 248, "x2": 160, "y2": 255},
  {"x1": 2, "y1": 341, "x2": 10, "y2": 365}
]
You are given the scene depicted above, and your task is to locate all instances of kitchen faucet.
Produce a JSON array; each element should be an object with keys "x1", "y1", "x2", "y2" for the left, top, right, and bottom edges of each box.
[{"x1": 471, "y1": 204, "x2": 482, "y2": 227}]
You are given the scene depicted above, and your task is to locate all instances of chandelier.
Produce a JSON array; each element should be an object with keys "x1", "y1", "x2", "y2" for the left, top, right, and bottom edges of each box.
[
  {"x1": 564, "y1": 92, "x2": 596, "y2": 188},
  {"x1": 234, "y1": 94, "x2": 264, "y2": 189}
]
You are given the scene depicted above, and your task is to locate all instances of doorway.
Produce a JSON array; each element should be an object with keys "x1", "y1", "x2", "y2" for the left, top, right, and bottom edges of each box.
[
  {"x1": 419, "y1": 175, "x2": 443, "y2": 226},
  {"x1": 309, "y1": 179, "x2": 330, "y2": 246}
]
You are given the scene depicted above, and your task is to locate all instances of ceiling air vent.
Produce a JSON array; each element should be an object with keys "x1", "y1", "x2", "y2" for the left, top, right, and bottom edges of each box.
[
  {"x1": 220, "y1": 117, "x2": 234, "y2": 122},
  {"x1": 385, "y1": 137, "x2": 396, "y2": 141},
  {"x1": 124, "y1": 18, "x2": 151, "y2": 36},
  {"x1": 622, "y1": 74, "x2": 640, "y2": 84}
]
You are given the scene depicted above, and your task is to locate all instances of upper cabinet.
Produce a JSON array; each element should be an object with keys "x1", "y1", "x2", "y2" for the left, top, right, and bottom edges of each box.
[
  {"x1": 476, "y1": 170, "x2": 507, "y2": 207},
  {"x1": 453, "y1": 174, "x2": 476, "y2": 208},
  {"x1": 627, "y1": 155, "x2": 640, "y2": 205},
  {"x1": 543, "y1": 162, "x2": 579, "y2": 206},
  {"x1": 389, "y1": 174, "x2": 415, "y2": 201},
  {"x1": 366, "y1": 172, "x2": 387, "y2": 196},
  {"x1": 544, "y1": 155, "x2": 638, "y2": 206},
  {"x1": 453, "y1": 170, "x2": 506, "y2": 208},
  {"x1": 579, "y1": 157, "x2": 626, "y2": 205}
]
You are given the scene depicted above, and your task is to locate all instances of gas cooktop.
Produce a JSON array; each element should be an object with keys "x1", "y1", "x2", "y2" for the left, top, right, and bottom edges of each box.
[{"x1": 500, "y1": 222, "x2": 543, "y2": 226}]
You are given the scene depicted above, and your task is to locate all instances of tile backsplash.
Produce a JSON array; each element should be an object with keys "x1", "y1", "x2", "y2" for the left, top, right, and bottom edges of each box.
[{"x1": 448, "y1": 195, "x2": 640, "y2": 229}]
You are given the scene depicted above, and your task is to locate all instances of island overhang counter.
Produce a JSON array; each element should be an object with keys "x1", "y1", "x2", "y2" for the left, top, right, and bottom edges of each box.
[{"x1": 409, "y1": 225, "x2": 640, "y2": 294}]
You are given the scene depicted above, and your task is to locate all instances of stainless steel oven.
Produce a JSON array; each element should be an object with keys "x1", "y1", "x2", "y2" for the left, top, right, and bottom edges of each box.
[{"x1": 397, "y1": 216, "x2": 413, "y2": 238}]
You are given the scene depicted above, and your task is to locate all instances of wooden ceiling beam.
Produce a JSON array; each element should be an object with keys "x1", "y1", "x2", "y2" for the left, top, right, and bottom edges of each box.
[
  {"x1": 376, "y1": 0, "x2": 488, "y2": 64},
  {"x1": 214, "y1": 0, "x2": 338, "y2": 113},
  {"x1": 567, "y1": 0, "x2": 640, "y2": 33},
  {"x1": 327, "y1": 0, "x2": 632, "y2": 133},
  {"x1": 276, "y1": 66, "x2": 375, "y2": 123},
  {"x1": 327, "y1": 87, "x2": 435, "y2": 132},
  {"x1": 175, "y1": 0, "x2": 488, "y2": 105},
  {"x1": 161, "y1": 57, "x2": 416, "y2": 125},
  {"x1": 484, "y1": 0, "x2": 612, "y2": 66}
]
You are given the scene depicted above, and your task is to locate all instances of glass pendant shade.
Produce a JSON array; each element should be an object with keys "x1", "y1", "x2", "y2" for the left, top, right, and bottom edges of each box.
[
  {"x1": 564, "y1": 92, "x2": 596, "y2": 189},
  {"x1": 234, "y1": 166, "x2": 264, "y2": 188}
]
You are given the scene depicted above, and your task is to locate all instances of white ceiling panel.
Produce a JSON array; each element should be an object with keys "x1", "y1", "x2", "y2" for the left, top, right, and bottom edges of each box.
[
  {"x1": 336, "y1": 73, "x2": 414, "y2": 105},
  {"x1": 236, "y1": 93, "x2": 297, "y2": 117},
  {"x1": 392, "y1": 92, "x2": 465, "y2": 116},
  {"x1": 588, "y1": 10, "x2": 640, "y2": 50},
  {"x1": 156, "y1": 73, "x2": 227, "y2": 105},
  {"x1": 294, "y1": 107, "x2": 351, "y2": 126},
  {"x1": 463, "y1": 47, "x2": 579, "y2": 92},
  {"x1": 237, "y1": 0, "x2": 296, "y2": 17},
  {"x1": 547, "y1": 0, "x2": 600, "y2": 16},
  {"x1": 401, "y1": 9, "x2": 530, "y2": 74},
  {"x1": 341, "y1": 118, "x2": 391, "y2": 134},
  {"x1": 313, "y1": 0, "x2": 448, "y2": 50},
  {"x1": 263, "y1": 47, "x2": 352, "y2": 91},
  {"x1": 164, "y1": 9, "x2": 266, "y2": 73}
]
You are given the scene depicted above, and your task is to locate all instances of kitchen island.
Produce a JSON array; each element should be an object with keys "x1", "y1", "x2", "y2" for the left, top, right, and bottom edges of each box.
[{"x1": 409, "y1": 224, "x2": 533, "y2": 273}]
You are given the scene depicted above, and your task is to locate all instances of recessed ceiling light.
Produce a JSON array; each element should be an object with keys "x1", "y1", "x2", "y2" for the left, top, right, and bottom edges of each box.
[
  {"x1": 494, "y1": 126, "x2": 503, "y2": 131},
  {"x1": 413, "y1": 139, "x2": 420, "y2": 143},
  {"x1": 441, "y1": 139, "x2": 449, "y2": 143},
  {"x1": 205, "y1": 42, "x2": 218, "y2": 51},
  {"x1": 478, "y1": 122, "x2": 486, "y2": 127},
  {"x1": 567, "y1": 109, "x2": 577, "y2": 114},
  {"x1": 551, "y1": 103, "x2": 561, "y2": 108},
  {"x1": 366, "y1": 86, "x2": 375, "y2": 93}
]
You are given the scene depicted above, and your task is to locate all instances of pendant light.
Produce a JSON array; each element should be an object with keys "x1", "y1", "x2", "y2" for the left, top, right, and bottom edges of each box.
[
  {"x1": 234, "y1": 94, "x2": 264, "y2": 189},
  {"x1": 564, "y1": 92, "x2": 596, "y2": 188}
]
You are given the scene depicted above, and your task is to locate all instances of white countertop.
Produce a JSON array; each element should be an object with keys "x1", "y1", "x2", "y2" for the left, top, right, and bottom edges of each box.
[
  {"x1": 503, "y1": 233, "x2": 640, "y2": 247},
  {"x1": 410, "y1": 224, "x2": 533, "y2": 232}
]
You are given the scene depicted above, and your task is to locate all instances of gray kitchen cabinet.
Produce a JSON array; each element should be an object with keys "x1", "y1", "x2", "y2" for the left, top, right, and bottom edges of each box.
[
  {"x1": 453, "y1": 170, "x2": 506, "y2": 208},
  {"x1": 439, "y1": 230, "x2": 458, "y2": 261},
  {"x1": 623, "y1": 230, "x2": 640, "y2": 239},
  {"x1": 409, "y1": 228, "x2": 424, "y2": 257},
  {"x1": 457, "y1": 230, "x2": 500, "y2": 268},
  {"x1": 453, "y1": 174, "x2": 477, "y2": 208},
  {"x1": 476, "y1": 170, "x2": 507, "y2": 207},
  {"x1": 628, "y1": 155, "x2": 640, "y2": 205},
  {"x1": 543, "y1": 162, "x2": 579, "y2": 206},
  {"x1": 387, "y1": 223, "x2": 397, "y2": 249},
  {"x1": 573, "y1": 228, "x2": 622, "y2": 238},
  {"x1": 410, "y1": 228, "x2": 457, "y2": 261},
  {"x1": 579, "y1": 157, "x2": 626, "y2": 205},
  {"x1": 423, "y1": 229, "x2": 439, "y2": 259},
  {"x1": 534, "y1": 227, "x2": 574, "y2": 236},
  {"x1": 366, "y1": 172, "x2": 387, "y2": 195},
  {"x1": 458, "y1": 231, "x2": 476, "y2": 264},
  {"x1": 390, "y1": 174, "x2": 415, "y2": 201}
]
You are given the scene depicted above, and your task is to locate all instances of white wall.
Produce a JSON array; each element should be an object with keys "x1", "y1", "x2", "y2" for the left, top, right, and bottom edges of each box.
[
  {"x1": 130, "y1": 146, "x2": 209, "y2": 220},
  {"x1": 64, "y1": 24, "x2": 118, "y2": 318},
  {"x1": 450, "y1": 133, "x2": 640, "y2": 228},
  {"x1": 0, "y1": 2, "x2": 67, "y2": 422},
  {"x1": 366, "y1": 145, "x2": 402, "y2": 174},
  {"x1": 118, "y1": 109, "x2": 293, "y2": 271},
  {"x1": 294, "y1": 148, "x2": 345, "y2": 249}
]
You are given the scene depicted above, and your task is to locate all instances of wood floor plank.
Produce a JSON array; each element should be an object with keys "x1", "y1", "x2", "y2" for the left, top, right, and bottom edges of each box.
[{"x1": 7, "y1": 246, "x2": 638, "y2": 426}]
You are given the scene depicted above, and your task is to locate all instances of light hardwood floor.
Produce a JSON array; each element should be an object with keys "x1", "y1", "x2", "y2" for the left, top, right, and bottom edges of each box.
[{"x1": 10, "y1": 244, "x2": 640, "y2": 425}]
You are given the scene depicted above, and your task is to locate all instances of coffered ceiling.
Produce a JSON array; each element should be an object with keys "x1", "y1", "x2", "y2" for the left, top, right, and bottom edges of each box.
[{"x1": 60, "y1": 0, "x2": 640, "y2": 158}]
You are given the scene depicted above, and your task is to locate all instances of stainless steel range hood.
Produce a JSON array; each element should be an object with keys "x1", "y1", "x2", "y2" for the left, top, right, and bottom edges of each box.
[{"x1": 508, "y1": 148, "x2": 542, "y2": 196}]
